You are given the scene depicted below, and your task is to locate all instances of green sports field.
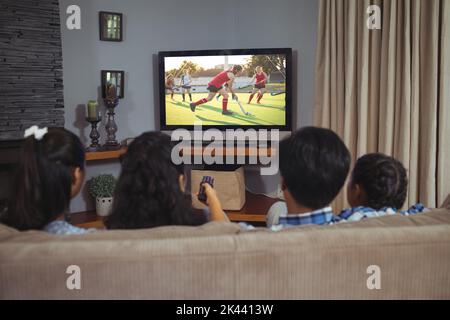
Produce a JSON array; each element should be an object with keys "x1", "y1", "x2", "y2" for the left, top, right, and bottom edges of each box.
[{"x1": 165, "y1": 91, "x2": 286, "y2": 126}]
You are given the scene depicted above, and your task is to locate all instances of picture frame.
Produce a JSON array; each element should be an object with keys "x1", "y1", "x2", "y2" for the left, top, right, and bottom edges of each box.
[
  {"x1": 99, "y1": 11, "x2": 123, "y2": 42},
  {"x1": 101, "y1": 70, "x2": 125, "y2": 99}
]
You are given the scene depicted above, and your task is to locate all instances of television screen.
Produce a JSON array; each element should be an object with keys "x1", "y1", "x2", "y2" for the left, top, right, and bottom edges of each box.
[{"x1": 158, "y1": 48, "x2": 292, "y2": 131}]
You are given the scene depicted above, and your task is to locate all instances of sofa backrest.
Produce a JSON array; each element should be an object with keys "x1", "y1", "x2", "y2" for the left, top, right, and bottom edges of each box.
[{"x1": 1, "y1": 209, "x2": 450, "y2": 299}]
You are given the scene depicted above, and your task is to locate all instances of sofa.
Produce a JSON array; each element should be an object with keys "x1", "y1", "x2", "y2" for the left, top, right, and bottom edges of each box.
[{"x1": 1, "y1": 207, "x2": 450, "y2": 299}]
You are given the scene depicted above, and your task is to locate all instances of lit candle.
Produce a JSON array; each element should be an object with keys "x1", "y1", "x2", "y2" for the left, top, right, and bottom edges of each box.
[{"x1": 87, "y1": 100, "x2": 98, "y2": 119}]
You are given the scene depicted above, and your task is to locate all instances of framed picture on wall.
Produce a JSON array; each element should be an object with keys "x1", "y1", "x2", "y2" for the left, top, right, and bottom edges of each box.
[
  {"x1": 99, "y1": 11, "x2": 123, "y2": 41},
  {"x1": 101, "y1": 70, "x2": 125, "y2": 99}
]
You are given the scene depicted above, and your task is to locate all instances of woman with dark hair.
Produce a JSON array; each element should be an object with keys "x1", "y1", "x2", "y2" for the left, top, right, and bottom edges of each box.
[
  {"x1": 105, "y1": 132, "x2": 227, "y2": 230},
  {"x1": 1, "y1": 126, "x2": 91, "y2": 235}
]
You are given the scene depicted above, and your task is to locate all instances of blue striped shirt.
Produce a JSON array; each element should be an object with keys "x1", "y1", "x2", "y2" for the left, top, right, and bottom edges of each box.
[
  {"x1": 242, "y1": 205, "x2": 334, "y2": 231},
  {"x1": 278, "y1": 206, "x2": 334, "y2": 226},
  {"x1": 332, "y1": 203, "x2": 427, "y2": 223},
  {"x1": 261, "y1": 201, "x2": 428, "y2": 231}
]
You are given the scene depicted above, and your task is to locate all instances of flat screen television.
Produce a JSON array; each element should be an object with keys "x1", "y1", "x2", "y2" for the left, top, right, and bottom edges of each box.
[{"x1": 158, "y1": 48, "x2": 292, "y2": 132}]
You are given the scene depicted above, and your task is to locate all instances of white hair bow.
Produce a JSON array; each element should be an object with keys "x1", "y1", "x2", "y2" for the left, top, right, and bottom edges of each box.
[{"x1": 24, "y1": 125, "x2": 48, "y2": 140}]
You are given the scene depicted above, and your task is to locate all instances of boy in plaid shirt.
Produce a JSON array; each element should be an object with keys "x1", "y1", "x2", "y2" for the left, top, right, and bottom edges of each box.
[
  {"x1": 267, "y1": 153, "x2": 427, "y2": 228},
  {"x1": 262, "y1": 127, "x2": 351, "y2": 230},
  {"x1": 332, "y1": 153, "x2": 427, "y2": 222}
]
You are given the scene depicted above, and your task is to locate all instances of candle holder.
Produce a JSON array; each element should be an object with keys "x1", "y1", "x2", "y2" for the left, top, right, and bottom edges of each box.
[
  {"x1": 103, "y1": 98, "x2": 120, "y2": 150},
  {"x1": 86, "y1": 116, "x2": 102, "y2": 151}
]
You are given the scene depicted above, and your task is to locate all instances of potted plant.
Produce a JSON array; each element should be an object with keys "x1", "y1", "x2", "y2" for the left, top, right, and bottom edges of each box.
[{"x1": 88, "y1": 174, "x2": 117, "y2": 217}]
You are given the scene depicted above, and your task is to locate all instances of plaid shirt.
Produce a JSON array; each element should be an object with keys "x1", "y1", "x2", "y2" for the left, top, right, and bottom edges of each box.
[
  {"x1": 332, "y1": 203, "x2": 427, "y2": 223},
  {"x1": 240, "y1": 206, "x2": 334, "y2": 231},
  {"x1": 264, "y1": 206, "x2": 334, "y2": 231},
  {"x1": 241, "y1": 202, "x2": 427, "y2": 231},
  {"x1": 278, "y1": 206, "x2": 334, "y2": 226}
]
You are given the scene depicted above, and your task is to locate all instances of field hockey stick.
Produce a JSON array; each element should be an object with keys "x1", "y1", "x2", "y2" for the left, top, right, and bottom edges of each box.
[
  {"x1": 238, "y1": 76, "x2": 267, "y2": 90},
  {"x1": 237, "y1": 84, "x2": 253, "y2": 90},
  {"x1": 234, "y1": 97, "x2": 252, "y2": 116},
  {"x1": 270, "y1": 91, "x2": 285, "y2": 96}
]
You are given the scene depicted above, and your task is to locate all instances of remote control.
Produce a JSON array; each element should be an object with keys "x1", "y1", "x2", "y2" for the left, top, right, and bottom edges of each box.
[{"x1": 198, "y1": 176, "x2": 214, "y2": 202}]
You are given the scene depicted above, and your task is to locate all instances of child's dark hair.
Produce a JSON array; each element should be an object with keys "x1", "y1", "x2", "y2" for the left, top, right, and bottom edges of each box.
[
  {"x1": 352, "y1": 153, "x2": 407, "y2": 209},
  {"x1": 2, "y1": 128, "x2": 85, "y2": 230},
  {"x1": 279, "y1": 127, "x2": 351, "y2": 209},
  {"x1": 105, "y1": 131, "x2": 206, "y2": 229}
]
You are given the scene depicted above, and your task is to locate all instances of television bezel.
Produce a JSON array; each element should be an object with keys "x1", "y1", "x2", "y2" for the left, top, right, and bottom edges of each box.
[{"x1": 158, "y1": 48, "x2": 292, "y2": 131}]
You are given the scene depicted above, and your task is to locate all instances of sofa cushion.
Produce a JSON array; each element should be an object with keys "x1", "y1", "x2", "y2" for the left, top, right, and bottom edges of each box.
[
  {"x1": 0, "y1": 221, "x2": 242, "y2": 243},
  {"x1": 1, "y1": 216, "x2": 450, "y2": 299},
  {"x1": 326, "y1": 208, "x2": 450, "y2": 229},
  {"x1": 0, "y1": 223, "x2": 18, "y2": 237},
  {"x1": 2, "y1": 209, "x2": 449, "y2": 241},
  {"x1": 232, "y1": 223, "x2": 450, "y2": 299}
]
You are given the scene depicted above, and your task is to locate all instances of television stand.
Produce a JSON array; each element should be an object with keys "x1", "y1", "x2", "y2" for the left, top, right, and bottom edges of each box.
[
  {"x1": 79, "y1": 146, "x2": 280, "y2": 228},
  {"x1": 72, "y1": 191, "x2": 279, "y2": 229}
]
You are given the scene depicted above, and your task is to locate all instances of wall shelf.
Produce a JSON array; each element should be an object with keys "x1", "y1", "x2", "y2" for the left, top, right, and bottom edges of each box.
[
  {"x1": 85, "y1": 148, "x2": 127, "y2": 161},
  {"x1": 85, "y1": 146, "x2": 275, "y2": 161}
]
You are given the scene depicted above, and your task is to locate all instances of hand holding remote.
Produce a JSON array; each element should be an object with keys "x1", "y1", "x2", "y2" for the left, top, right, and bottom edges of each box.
[
  {"x1": 196, "y1": 176, "x2": 228, "y2": 222},
  {"x1": 198, "y1": 176, "x2": 214, "y2": 203}
]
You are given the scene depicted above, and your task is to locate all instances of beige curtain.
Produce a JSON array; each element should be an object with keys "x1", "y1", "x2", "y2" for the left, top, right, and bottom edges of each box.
[{"x1": 315, "y1": 0, "x2": 450, "y2": 212}]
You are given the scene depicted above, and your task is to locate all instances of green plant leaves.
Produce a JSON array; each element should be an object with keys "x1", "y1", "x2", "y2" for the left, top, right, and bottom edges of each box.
[{"x1": 88, "y1": 174, "x2": 117, "y2": 198}]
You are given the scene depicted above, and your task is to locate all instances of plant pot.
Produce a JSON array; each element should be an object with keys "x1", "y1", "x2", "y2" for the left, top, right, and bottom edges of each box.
[{"x1": 95, "y1": 197, "x2": 113, "y2": 217}]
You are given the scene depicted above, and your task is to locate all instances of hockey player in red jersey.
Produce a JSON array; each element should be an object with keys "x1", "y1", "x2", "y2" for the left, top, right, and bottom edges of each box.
[
  {"x1": 247, "y1": 66, "x2": 268, "y2": 104},
  {"x1": 190, "y1": 65, "x2": 243, "y2": 115}
]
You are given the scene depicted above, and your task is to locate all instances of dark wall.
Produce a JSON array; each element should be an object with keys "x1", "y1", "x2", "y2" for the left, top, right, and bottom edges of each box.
[{"x1": 0, "y1": 0, "x2": 64, "y2": 140}]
